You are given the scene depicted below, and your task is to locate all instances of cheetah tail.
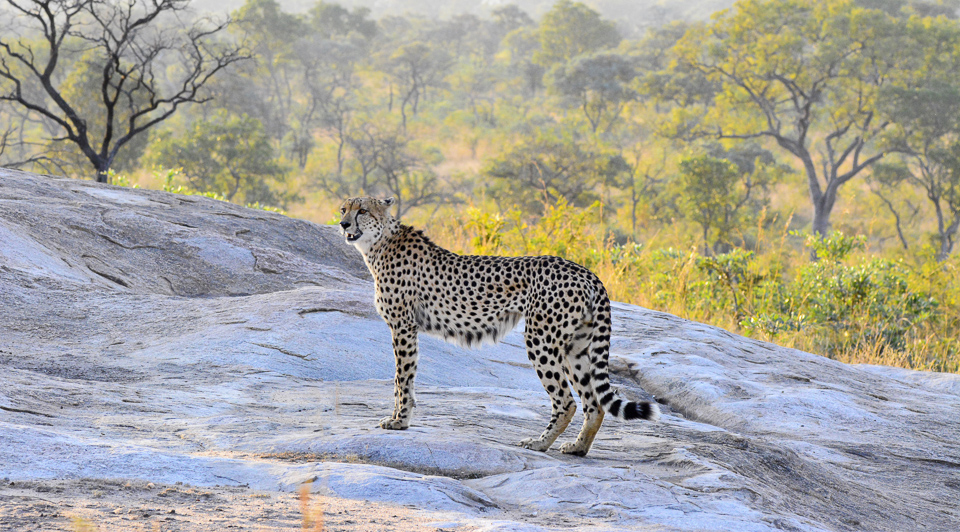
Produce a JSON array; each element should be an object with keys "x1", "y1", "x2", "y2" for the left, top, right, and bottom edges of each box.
[
  {"x1": 614, "y1": 399, "x2": 661, "y2": 421},
  {"x1": 597, "y1": 383, "x2": 661, "y2": 422},
  {"x1": 588, "y1": 288, "x2": 660, "y2": 422}
]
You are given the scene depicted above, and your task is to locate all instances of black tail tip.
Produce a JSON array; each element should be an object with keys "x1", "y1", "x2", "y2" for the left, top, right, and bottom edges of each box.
[{"x1": 624, "y1": 401, "x2": 661, "y2": 421}]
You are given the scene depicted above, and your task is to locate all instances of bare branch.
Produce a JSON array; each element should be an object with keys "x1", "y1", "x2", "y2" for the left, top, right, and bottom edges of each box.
[{"x1": 0, "y1": 0, "x2": 244, "y2": 180}]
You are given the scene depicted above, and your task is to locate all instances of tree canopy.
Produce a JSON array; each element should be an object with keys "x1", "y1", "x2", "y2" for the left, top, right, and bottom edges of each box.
[{"x1": 669, "y1": 0, "x2": 904, "y2": 236}]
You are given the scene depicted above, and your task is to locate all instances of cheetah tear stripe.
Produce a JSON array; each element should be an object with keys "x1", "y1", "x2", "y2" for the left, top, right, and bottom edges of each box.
[{"x1": 338, "y1": 196, "x2": 660, "y2": 456}]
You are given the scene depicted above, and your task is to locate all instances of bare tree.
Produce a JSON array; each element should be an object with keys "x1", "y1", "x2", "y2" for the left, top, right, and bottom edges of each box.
[
  {"x1": 385, "y1": 41, "x2": 453, "y2": 129},
  {"x1": 297, "y1": 37, "x2": 363, "y2": 172},
  {"x1": 0, "y1": 0, "x2": 245, "y2": 182},
  {"x1": 0, "y1": 116, "x2": 64, "y2": 171},
  {"x1": 320, "y1": 123, "x2": 441, "y2": 216},
  {"x1": 371, "y1": 131, "x2": 440, "y2": 217}
]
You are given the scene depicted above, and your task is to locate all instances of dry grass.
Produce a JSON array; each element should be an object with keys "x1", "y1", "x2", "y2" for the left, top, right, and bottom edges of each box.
[{"x1": 299, "y1": 481, "x2": 325, "y2": 532}]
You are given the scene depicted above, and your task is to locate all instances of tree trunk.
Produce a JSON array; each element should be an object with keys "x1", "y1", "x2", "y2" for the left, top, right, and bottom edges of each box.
[
  {"x1": 873, "y1": 190, "x2": 909, "y2": 250},
  {"x1": 702, "y1": 224, "x2": 710, "y2": 256},
  {"x1": 96, "y1": 164, "x2": 110, "y2": 184},
  {"x1": 811, "y1": 181, "x2": 840, "y2": 238},
  {"x1": 811, "y1": 201, "x2": 830, "y2": 238},
  {"x1": 796, "y1": 147, "x2": 832, "y2": 238},
  {"x1": 937, "y1": 216, "x2": 958, "y2": 262},
  {"x1": 809, "y1": 185, "x2": 839, "y2": 260}
]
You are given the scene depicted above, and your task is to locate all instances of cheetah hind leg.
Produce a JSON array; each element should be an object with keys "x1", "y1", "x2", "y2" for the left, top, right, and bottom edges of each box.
[
  {"x1": 518, "y1": 327, "x2": 577, "y2": 452},
  {"x1": 558, "y1": 324, "x2": 604, "y2": 456}
]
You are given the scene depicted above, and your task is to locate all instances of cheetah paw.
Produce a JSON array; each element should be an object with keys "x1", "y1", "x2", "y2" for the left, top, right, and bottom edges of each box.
[
  {"x1": 379, "y1": 417, "x2": 409, "y2": 430},
  {"x1": 518, "y1": 437, "x2": 551, "y2": 452},
  {"x1": 558, "y1": 442, "x2": 588, "y2": 456}
]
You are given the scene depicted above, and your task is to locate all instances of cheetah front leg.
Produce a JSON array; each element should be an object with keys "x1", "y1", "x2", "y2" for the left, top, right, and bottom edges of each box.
[{"x1": 381, "y1": 320, "x2": 419, "y2": 430}]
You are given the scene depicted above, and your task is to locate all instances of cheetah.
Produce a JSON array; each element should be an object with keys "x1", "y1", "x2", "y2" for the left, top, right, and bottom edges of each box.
[{"x1": 338, "y1": 196, "x2": 659, "y2": 456}]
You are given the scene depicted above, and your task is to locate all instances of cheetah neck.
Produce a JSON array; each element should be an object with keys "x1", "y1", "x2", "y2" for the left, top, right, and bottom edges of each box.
[
  {"x1": 359, "y1": 218, "x2": 403, "y2": 265},
  {"x1": 361, "y1": 222, "x2": 452, "y2": 278}
]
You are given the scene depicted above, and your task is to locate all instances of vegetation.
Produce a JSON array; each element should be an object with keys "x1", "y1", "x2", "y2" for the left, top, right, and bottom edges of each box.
[
  {"x1": 0, "y1": 0, "x2": 244, "y2": 182},
  {"x1": 432, "y1": 201, "x2": 960, "y2": 372},
  {"x1": 2, "y1": 0, "x2": 959, "y2": 372}
]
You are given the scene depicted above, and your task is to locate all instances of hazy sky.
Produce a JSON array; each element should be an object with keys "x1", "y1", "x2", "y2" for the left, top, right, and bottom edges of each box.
[{"x1": 190, "y1": 0, "x2": 737, "y2": 34}]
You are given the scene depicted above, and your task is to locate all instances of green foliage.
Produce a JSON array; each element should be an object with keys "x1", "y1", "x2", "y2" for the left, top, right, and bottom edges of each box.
[
  {"x1": 57, "y1": 50, "x2": 152, "y2": 173},
  {"x1": 519, "y1": 198, "x2": 602, "y2": 261},
  {"x1": 465, "y1": 208, "x2": 506, "y2": 254},
  {"x1": 500, "y1": 25, "x2": 546, "y2": 94},
  {"x1": 668, "y1": 0, "x2": 905, "y2": 236},
  {"x1": 696, "y1": 248, "x2": 759, "y2": 320},
  {"x1": 154, "y1": 166, "x2": 286, "y2": 213},
  {"x1": 804, "y1": 231, "x2": 866, "y2": 262},
  {"x1": 674, "y1": 147, "x2": 779, "y2": 254},
  {"x1": 309, "y1": 1, "x2": 377, "y2": 39},
  {"x1": 533, "y1": 0, "x2": 621, "y2": 68},
  {"x1": 145, "y1": 111, "x2": 291, "y2": 208},
  {"x1": 483, "y1": 128, "x2": 628, "y2": 213},
  {"x1": 236, "y1": 0, "x2": 309, "y2": 42},
  {"x1": 708, "y1": 232, "x2": 942, "y2": 363},
  {"x1": 461, "y1": 197, "x2": 603, "y2": 264},
  {"x1": 107, "y1": 170, "x2": 138, "y2": 189},
  {"x1": 872, "y1": 14, "x2": 960, "y2": 259},
  {"x1": 317, "y1": 122, "x2": 443, "y2": 216},
  {"x1": 549, "y1": 51, "x2": 638, "y2": 133},
  {"x1": 385, "y1": 41, "x2": 455, "y2": 125},
  {"x1": 677, "y1": 155, "x2": 741, "y2": 252},
  {"x1": 786, "y1": 233, "x2": 939, "y2": 356},
  {"x1": 0, "y1": 0, "x2": 241, "y2": 181}
]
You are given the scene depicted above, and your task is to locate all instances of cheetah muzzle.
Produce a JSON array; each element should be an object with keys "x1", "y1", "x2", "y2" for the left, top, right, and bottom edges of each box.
[{"x1": 337, "y1": 196, "x2": 660, "y2": 456}]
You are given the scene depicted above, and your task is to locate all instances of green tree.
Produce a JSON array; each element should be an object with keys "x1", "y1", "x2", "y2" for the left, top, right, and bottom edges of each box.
[
  {"x1": 791, "y1": 233, "x2": 938, "y2": 355},
  {"x1": 635, "y1": 21, "x2": 717, "y2": 110},
  {"x1": 670, "y1": 0, "x2": 903, "y2": 237},
  {"x1": 51, "y1": 50, "x2": 150, "y2": 173},
  {"x1": 225, "y1": 0, "x2": 309, "y2": 143},
  {"x1": 293, "y1": 34, "x2": 367, "y2": 171},
  {"x1": 677, "y1": 156, "x2": 741, "y2": 255},
  {"x1": 550, "y1": 51, "x2": 638, "y2": 134},
  {"x1": 483, "y1": 128, "x2": 629, "y2": 213},
  {"x1": 533, "y1": 0, "x2": 620, "y2": 69},
  {"x1": 491, "y1": 5, "x2": 534, "y2": 39},
  {"x1": 876, "y1": 15, "x2": 960, "y2": 260},
  {"x1": 147, "y1": 111, "x2": 290, "y2": 207},
  {"x1": 676, "y1": 146, "x2": 777, "y2": 255},
  {"x1": 501, "y1": 25, "x2": 545, "y2": 96},
  {"x1": 308, "y1": 1, "x2": 377, "y2": 40},
  {"x1": 317, "y1": 123, "x2": 442, "y2": 216}
]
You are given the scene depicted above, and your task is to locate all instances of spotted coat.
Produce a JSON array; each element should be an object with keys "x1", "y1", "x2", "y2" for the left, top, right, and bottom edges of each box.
[{"x1": 338, "y1": 196, "x2": 659, "y2": 456}]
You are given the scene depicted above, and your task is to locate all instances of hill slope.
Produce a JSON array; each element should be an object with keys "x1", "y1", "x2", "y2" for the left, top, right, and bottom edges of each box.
[{"x1": 1, "y1": 169, "x2": 959, "y2": 531}]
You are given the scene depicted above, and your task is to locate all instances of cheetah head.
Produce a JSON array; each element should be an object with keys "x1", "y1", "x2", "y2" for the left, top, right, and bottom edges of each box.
[{"x1": 338, "y1": 196, "x2": 397, "y2": 255}]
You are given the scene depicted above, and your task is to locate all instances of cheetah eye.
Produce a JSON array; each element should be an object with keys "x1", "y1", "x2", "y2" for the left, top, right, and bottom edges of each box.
[
  {"x1": 358, "y1": 209, "x2": 367, "y2": 215},
  {"x1": 340, "y1": 207, "x2": 346, "y2": 214}
]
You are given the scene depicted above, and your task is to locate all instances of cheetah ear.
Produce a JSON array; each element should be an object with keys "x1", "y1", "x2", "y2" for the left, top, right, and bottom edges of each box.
[{"x1": 381, "y1": 197, "x2": 396, "y2": 206}]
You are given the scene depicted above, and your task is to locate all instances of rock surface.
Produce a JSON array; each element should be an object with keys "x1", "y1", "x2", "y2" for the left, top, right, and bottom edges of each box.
[{"x1": 1, "y1": 169, "x2": 959, "y2": 531}]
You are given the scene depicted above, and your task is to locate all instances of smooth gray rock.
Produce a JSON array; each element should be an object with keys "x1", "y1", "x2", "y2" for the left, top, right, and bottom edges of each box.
[{"x1": 1, "y1": 169, "x2": 958, "y2": 531}]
